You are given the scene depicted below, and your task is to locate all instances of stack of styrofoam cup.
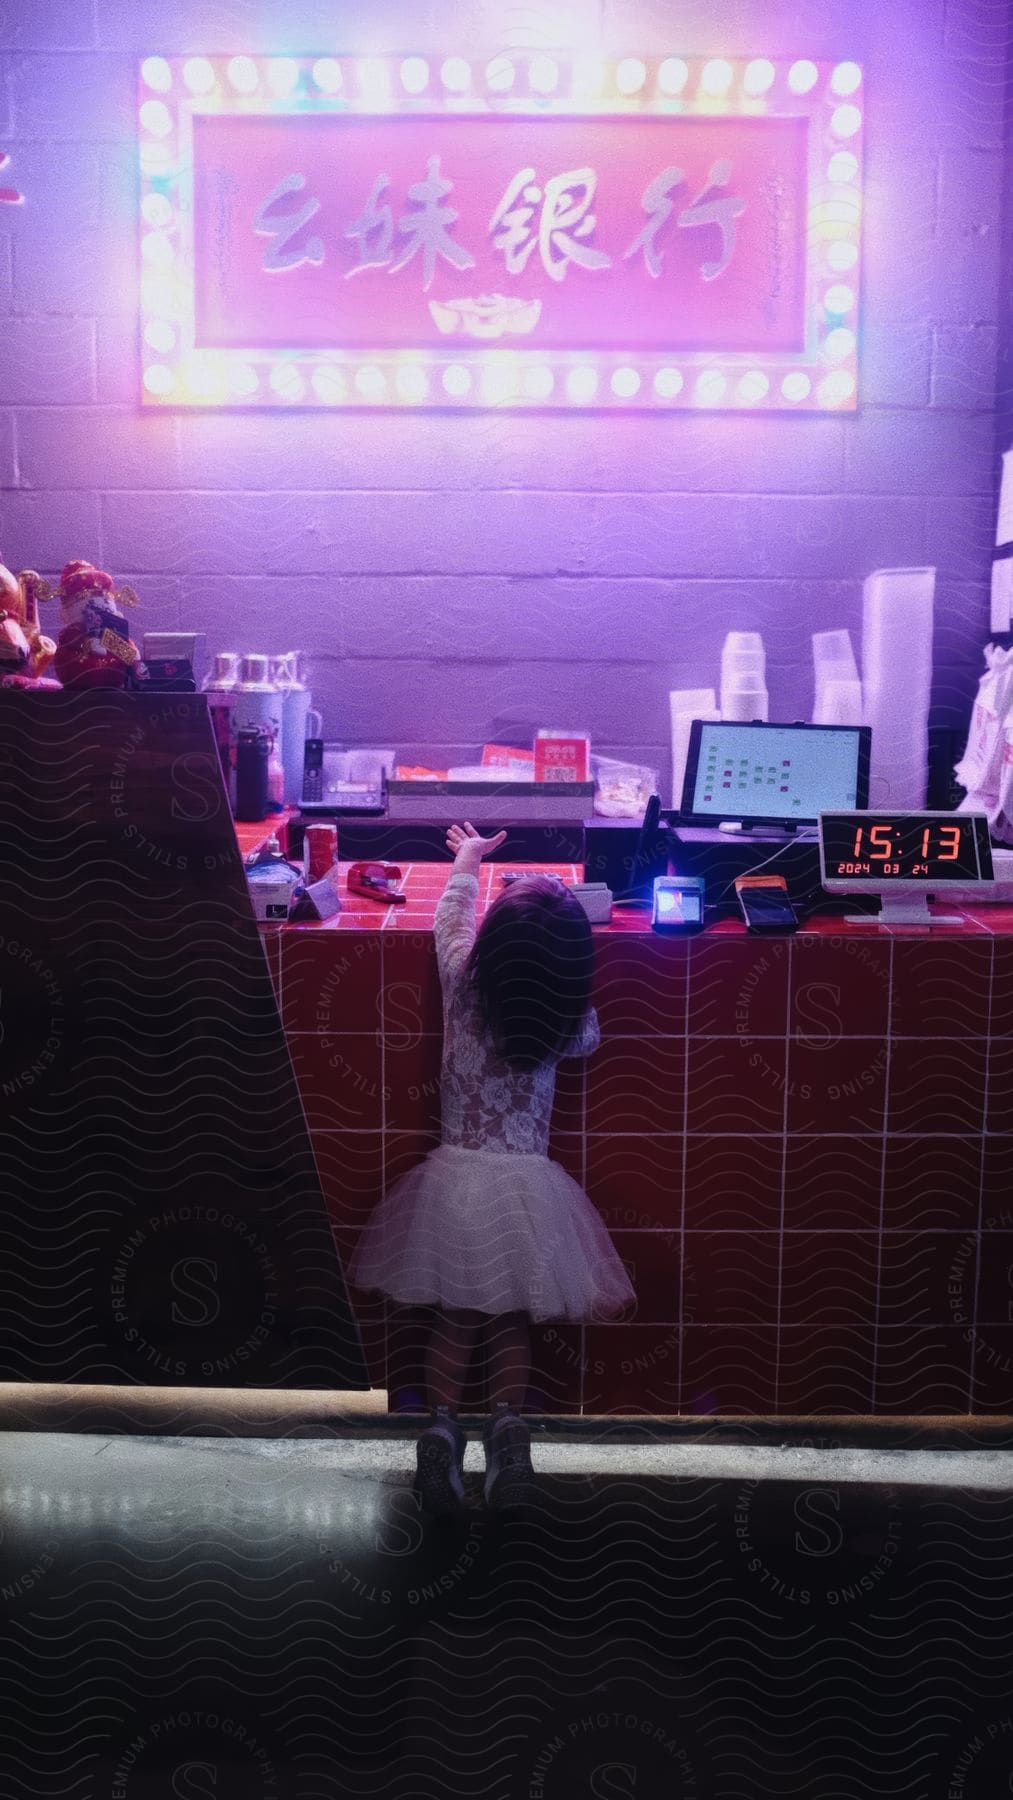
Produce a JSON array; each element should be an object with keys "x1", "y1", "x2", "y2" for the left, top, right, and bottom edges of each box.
[
  {"x1": 670, "y1": 687, "x2": 719, "y2": 810},
  {"x1": 812, "y1": 629, "x2": 863, "y2": 725},
  {"x1": 720, "y1": 631, "x2": 768, "y2": 721},
  {"x1": 819, "y1": 678, "x2": 865, "y2": 725},
  {"x1": 861, "y1": 566, "x2": 935, "y2": 808},
  {"x1": 721, "y1": 672, "x2": 769, "y2": 722}
]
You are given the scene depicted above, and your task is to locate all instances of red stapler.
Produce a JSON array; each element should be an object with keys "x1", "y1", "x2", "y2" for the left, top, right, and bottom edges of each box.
[{"x1": 347, "y1": 861, "x2": 407, "y2": 904}]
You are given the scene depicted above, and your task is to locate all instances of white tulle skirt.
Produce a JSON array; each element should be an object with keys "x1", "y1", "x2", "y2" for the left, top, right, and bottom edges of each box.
[{"x1": 347, "y1": 1143, "x2": 635, "y2": 1323}]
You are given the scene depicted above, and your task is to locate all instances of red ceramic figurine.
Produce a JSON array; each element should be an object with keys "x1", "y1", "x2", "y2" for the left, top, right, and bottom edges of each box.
[
  {"x1": 47, "y1": 560, "x2": 147, "y2": 689},
  {"x1": 0, "y1": 556, "x2": 58, "y2": 686}
]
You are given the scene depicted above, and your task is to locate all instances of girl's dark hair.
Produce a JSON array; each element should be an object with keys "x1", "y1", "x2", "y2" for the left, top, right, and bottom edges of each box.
[{"x1": 464, "y1": 876, "x2": 594, "y2": 1071}]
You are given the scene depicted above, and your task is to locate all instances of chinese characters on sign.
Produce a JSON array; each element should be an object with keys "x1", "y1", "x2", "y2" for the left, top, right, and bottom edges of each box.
[
  {"x1": 193, "y1": 113, "x2": 807, "y2": 352},
  {"x1": 253, "y1": 154, "x2": 746, "y2": 290}
]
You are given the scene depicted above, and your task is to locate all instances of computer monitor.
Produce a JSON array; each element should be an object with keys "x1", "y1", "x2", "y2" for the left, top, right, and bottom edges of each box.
[
  {"x1": 818, "y1": 810, "x2": 994, "y2": 925},
  {"x1": 679, "y1": 721, "x2": 871, "y2": 830}
]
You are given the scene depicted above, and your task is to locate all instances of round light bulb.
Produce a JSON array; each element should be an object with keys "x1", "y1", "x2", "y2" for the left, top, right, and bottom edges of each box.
[
  {"x1": 441, "y1": 57, "x2": 471, "y2": 92},
  {"x1": 143, "y1": 364, "x2": 174, "y2": 396},
  {"x1": 824, "y1": 283, "x2": 855, "y2": 315},
  {"x1": 827, "y1": 239, "x2": 859, "y2": 272},
  {"x1": 616, "y1": 58, "x2": 647, "y2": 95},
  {"x1": 482, "y1": 364, "x2": 519, "y2": 402},
  {"x1": 611, "y1": 367, "x2": 641, "y2": 398},
  {"x1": 312, "y1": 59, "x2": 343, "y2": 93},
  {"x1": 486, "y1": 56, "x2": 515, "y2": 93},
  {"x1": 743, "y1": 59, "x2": 776, "y2": 96},
  {"x1": 700, "y1": 58, "x2": 734, "y2": 96},
  {"x1": 827, "y1": 150, "x2": 859, "y2": 185},
  {"x1": 781, "y1": 371, "x2": 811, "y2": 402},
  {"x1": 139, "y1": 100, "x2": 172, "y2": 137},
  {"x1": 658, "y1": 58, "x2": 689, "y2": 95},
  {"x1": 523, "y1": 366, "x2": 554, "y2": 400},
  {"x1": 144, "y1": 319, "x2": 176, "y2": 353},
  {"x1": 443, "y1": 364, "x2": 471, "y2": 397},
  {"x1": 818, "y1": 370, "x2": 856, "y2": 407},
  {"x1": 312, "y1": 367, "x2": 346, "y2": 403},
  {"x1": 654, "y1": 367, "x2": 684, "y2": 399},
  {"x1": 141, "y1": 57, "x2": 172, "y2": 93},
  {"x1": 400, "y1": 57, "x2": 429, "y2": 95},
  {"x1": 270, "y1": 363, "x2": 305, "y2": 401},
  {"x1": 355, "y1": 365, "x2": 386, "y2": 400},
  {"x1": 830, "y1": 61, "x2": 862, "y2": 96},
  {"x1": 227, "y1": 56, "x2": 259, "y2": 94},
  {"x1": 738, "y1": 370, "x2": 770, "y2": 403},
  {"x1": 231, "y1": 364, "x2": 260, "y2": 398},
  {"x1": 141, "y1": 231, "x2": 174, "y2": 269},
  {"x1": 788, "y1": 60, "x2": 819, "y2": 94},
  {"x1": 831, "y1": 104, "x2": 862, "y2": 138},
  {"x1": 268, "y1": 59, "x2": 300, "y2": 98},
  {"x1": 572, "y1": 58, "x2": 605, "y2": 97},
  {"x1": 823, "y1": 327, "x2": 856, "y2": 363},
  {"x1": 182, "y1": 58, "x2": 216, "y2": 95},
  {"x1": 528, "y1": 55, "x2": 558, "y2": 94},
  {"x1": 142, "y1": 192, "x2": 172, "y2": 227},
  {"x1": 695, "y1": 369, "x2": 728, "y2": 404},
  {"x1": 358, "y1": 59, "x2": 391, "y2": 98},
  {"x1": 396, "y1": 365, "x2": 428, "y2": 401},
  {"x1": 187, "y1": 356, "x2": 228, "y2": 398},
  {"x1": 567, "y1": 366, "x2": 598, "y2": 403}
]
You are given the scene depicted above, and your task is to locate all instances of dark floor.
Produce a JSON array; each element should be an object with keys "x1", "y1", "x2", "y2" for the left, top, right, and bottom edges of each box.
[{"x1": 3, "y1": 1431, "x2": 1013, "y2": 1799}]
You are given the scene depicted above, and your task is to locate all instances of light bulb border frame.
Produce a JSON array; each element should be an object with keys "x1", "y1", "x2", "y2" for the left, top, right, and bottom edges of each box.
[{"x1": 139, "y1": 53, "x2": 862, "y2": 412}]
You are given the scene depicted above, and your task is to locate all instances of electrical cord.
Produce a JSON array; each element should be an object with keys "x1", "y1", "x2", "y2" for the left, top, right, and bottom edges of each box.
[{"x1": 707, "y1": 829, "x2": 819, "y2": 905}]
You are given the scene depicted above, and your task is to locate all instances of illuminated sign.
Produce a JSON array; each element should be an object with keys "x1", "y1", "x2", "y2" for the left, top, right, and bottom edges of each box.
[{"x1": 138, "y1": 54, "x2": 862, "y2": 410}]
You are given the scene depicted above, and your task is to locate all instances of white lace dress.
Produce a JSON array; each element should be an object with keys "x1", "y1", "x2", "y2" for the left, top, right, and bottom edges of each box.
[{"x1": 347, "y1": 871, "x2": 635, "y2": 1321}]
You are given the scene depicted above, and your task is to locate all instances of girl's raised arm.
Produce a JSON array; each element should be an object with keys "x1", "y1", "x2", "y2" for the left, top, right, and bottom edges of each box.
[
  {"x1": 434, "y1": 868, "x2": 480, "y2": 992},
  {"x1": 434, "y1": 821, "x2": 508, "y2": 992}
]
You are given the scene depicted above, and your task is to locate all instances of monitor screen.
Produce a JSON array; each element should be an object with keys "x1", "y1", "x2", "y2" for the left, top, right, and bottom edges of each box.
[
  {"x1": 680, "y1": 721, "x2": 870, "y2": 826},
  {"x1": 819, "y1": 812, "x2": 994, "y2": 884}
]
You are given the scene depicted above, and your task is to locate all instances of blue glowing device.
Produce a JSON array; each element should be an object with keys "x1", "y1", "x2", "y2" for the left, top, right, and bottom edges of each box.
[{"x1": 651, "y1": 875, "x2": 706, "y2": 933}]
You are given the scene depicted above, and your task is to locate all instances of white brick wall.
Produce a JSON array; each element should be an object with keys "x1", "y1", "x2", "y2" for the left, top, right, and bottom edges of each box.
[{"x1": 0, "y1": 0, "x2": 1006, "y2": 783}]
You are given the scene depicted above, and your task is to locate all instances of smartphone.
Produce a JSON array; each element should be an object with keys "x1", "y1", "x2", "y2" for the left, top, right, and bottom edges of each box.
[{"x1": 735, "y1": 875, "x2": 799, "y2": 933}]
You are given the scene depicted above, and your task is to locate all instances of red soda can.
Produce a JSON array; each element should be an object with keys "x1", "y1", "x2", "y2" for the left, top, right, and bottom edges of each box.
[{"x1": 305, "y1": 822, "x2": 338, "y2": 882}]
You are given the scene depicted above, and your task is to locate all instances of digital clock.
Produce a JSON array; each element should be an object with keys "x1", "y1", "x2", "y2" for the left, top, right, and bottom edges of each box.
[{"x1": 818, "y1": 811, "x2": 994, "y2": 925}]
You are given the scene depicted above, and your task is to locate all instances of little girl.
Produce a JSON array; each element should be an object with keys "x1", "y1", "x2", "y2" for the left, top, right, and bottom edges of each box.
[{"x1": 348, "y1": 821, "x2": 634, "y2": 1515}]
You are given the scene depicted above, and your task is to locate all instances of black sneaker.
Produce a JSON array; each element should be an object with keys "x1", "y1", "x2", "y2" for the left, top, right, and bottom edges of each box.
[
  {"x1": 413, "y1": 1413, "x2": 467, "y2": 1518},
  {"x1": 482, "y1": 1406, "x2": 536, "y2": 1513}
]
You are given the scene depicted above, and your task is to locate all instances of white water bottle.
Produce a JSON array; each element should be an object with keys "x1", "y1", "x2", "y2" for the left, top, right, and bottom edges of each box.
[
  {"x1": 271, "y1": 651, "x2": 314, "y2": 804},
  {"x1": 233, "y1": 654, "x2": 282, "y2": 737},
  {"x1": 203, "y1": 651, "x2": 241, "y2": 807}
]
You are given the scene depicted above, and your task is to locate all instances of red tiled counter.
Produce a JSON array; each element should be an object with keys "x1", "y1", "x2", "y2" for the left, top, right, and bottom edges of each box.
[{"x1": 261, "y1": 862, "x2": 1013, "y2": 1418}]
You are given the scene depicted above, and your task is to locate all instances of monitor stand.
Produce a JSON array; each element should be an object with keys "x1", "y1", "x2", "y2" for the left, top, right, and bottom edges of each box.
[{"x1": 845, "y1": 892, "x2": 963, "y2": 926}]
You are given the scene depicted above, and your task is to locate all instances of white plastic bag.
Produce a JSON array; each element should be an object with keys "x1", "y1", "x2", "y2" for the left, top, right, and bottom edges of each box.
[
  {"x1": 954, "y1": 644, "x2": 1013, "y2": 805},
  {"x1": 993, "y1": 725, "x2": 1013, "y2": 845},
  {"x1": 592, "y1": 755, "x2": 659, "y2": 818}
]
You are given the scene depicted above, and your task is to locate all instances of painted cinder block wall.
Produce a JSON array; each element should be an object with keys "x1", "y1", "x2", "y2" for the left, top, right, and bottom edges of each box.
[{"x1": 0, "y1": 0, "x2": 1006, "y2": 793}]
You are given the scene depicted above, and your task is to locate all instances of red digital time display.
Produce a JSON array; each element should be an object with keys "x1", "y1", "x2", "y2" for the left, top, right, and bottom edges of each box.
[{"x1": 818, "y1": 813, "x2": 990, "y2": 883}]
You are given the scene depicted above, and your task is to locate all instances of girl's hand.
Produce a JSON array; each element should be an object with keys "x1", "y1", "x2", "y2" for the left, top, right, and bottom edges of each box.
[{"x1": 447, "y1": 820, "x2": 507, "y2": 872}]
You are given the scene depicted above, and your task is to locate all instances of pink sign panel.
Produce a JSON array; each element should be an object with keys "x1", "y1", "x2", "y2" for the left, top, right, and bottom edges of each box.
[
  {"x1": 138, "y1": 56, "x2": 863, "y2": 410},
  {"x1": 193, "y1": 114, "x2": 808, "y2": 352}
]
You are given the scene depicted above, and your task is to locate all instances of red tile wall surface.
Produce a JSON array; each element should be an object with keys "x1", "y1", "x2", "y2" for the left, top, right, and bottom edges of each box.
[{"x1": 263, "y1": 865, "x2": 1013, "y2": 1417}]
